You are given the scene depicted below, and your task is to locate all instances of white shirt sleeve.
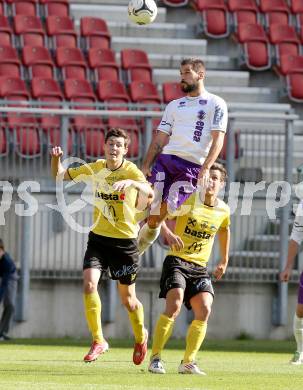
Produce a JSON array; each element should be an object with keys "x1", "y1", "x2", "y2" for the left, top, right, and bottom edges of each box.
[
  {"x1": 211, "y1": 97, "x2": 228, "y2": 133},
  {"x1": 290, "y1": 201, "x2": 303, "y2": 245},
  {"x1": 157, "y1": 102, "x2": 174, "y2": 135}
]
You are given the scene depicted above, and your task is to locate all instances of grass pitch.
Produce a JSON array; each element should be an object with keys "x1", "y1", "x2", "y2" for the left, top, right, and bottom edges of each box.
[{"x1": 0, "y1": 338, "x2": 302, "y2": 390}]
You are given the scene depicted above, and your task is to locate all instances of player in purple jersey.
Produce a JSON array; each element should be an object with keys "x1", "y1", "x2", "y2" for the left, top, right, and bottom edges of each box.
[
  {"x1": 280, "y1": 200, "x2": 303, "y2": 364},
  {"x1": 138, "y1": 58, "x2": 228, "y2": 255}
]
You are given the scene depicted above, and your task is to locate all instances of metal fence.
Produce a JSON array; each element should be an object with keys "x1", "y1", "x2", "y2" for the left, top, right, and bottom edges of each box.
[
  {"x1": 0, "y1": 105, "x2": 302, "y2": 280},
  {"x1": 1, "y1": 104, "x2": 301, "y2": 324}
]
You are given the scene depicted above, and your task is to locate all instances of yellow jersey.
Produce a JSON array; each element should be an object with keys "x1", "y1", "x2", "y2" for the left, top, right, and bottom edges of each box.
[
  {"x1": 168, "y1": 193, "x2": 230, "y2": 267},
  {"x1": 68, "y1": 159, "x2": 147, "y2": 239}
]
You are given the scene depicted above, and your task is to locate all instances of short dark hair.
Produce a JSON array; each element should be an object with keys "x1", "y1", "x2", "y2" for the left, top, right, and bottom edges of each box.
[
  {"x1": 181, "y1": 58, "x2": 205, "y2": 73},
  {"x1": 105, "y1": 128, "x2": 130, "y2": 148},
  {"x1": 210, "y1": 162, "x2": 227, "y2": 182},
  {"x1": 0, "y1": 238, "x2": 4, "y2": 250}
]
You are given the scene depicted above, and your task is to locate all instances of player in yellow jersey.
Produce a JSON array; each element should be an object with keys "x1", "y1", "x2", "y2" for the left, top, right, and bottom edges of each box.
[
  {"x1": 51, "y1": 128, "x2": 154, "y2": 365},
  {"x1": 148, "y1": 162, "x2": 230, "y2": 375}
]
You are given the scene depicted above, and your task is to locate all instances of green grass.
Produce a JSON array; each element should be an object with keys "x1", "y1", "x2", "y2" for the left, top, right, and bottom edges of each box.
[{"x1": 0, "y1": 338, "x2": 302, "y2": 390}]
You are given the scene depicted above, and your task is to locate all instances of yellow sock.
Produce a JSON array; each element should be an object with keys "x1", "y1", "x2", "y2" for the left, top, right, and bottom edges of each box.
[
  {"x1": 128, "y1": 304, "x2": 145, "y2": 343},
  {"x1": 83, "y1": 292, "x2": 103, "y2": 343},
  {"x1": 151, "y1": 314, "x2": 174, "y2": 357},
  {"x1": 183, "y1": 320, "x2": 207, "y2": 363}
]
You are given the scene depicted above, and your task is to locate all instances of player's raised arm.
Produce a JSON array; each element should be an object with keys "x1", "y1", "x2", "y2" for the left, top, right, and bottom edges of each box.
[
  {"x1": 213, "y1": 226, "x2": 230, "y2": 281},
  {"x1": 198, "y1": 130, "x2": 225, "y2": 188},
  {"x1": 50, "y1": 146, "x2": 71, "y2": 181}
]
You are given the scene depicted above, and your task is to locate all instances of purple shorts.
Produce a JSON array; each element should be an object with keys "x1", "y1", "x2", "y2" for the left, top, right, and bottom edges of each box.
[
  {"x1": 298, "y1": 272, "x2": 303, "y2": 304},
  {"x1": 148, "y1": 154, "x2": 201, "y2": 213}
]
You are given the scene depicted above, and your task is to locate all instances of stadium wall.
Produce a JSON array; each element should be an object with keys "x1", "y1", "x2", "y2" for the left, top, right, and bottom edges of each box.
[{"x1": 10, "y1": 279, "x2": 297, "y2": 340}]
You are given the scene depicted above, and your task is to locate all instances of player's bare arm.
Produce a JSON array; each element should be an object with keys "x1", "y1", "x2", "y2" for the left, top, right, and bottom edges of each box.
[
  {"x1": 142, "y1": 131, "x2": 169, "y2": 177},
  {"x1": 160, "y1": 220, "x2": 184, "y2": 251},
  {"x1": 198, "y1": 131, "x2": 225, "y2": 187},
  {"x1": 213, "y1": 226, "x2": 230, "y2": 281},
  {"x1": 50, "y1": 146, "x2": 71, "y2": 181},
  {"x1": 280, "y1": 239, "x2": 299, "y2": 282}
]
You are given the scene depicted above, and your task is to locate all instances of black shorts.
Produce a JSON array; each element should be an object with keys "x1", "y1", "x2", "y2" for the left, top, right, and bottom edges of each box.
[
  {"x1": 159, "y1": 255, "x2": 214, "y2": 310},
  {"x1": 83, "y1": 231, "x2": 140, "y2": 285}
]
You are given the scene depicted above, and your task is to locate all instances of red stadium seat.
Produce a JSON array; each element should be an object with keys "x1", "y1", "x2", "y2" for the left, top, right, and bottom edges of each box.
[
  {"x1": 40, "y1": 0, "x2": 70, "y2": 17},
  {"x1": 0, "y1": 45, "x2": 21, "y2": 78},
  {"x1": 290, "y1": 0, "x2": 303, "y2": 13},
  {"x1": 194, "y1": 0, "x2": 230, "y2": 38},
  {"x1": 64, "y1": 78, "x2": 96, "y2": 105},
  {"x1": 53, "y1": 34, "x2": 77, "y2": 48},
  {"x1": 73, "y1": 116, "x2": 105, "y2": 132},
  {"x1": 95, "y1": 67, "x2": 119, "y2": 81},
  {"x1": 22, "y1": 46, "x2": 54, "y2": 79},
  {"x1": 0, "y1": 16, "x2": 12, "y2": 46},
  {"x1": 259, "y1": 0, "x2": 290, "y2": 27},
  {"x1": 228, "y1": 0, "x2": 259, "y2": 29},
  {"x1": 126, "y1": 128, "x2": 139, "y2": 158},
  {"x1": 31, "y1": 77, "x2": 63, "y2": 100},
  {"x1": 13, "y1": 15, "x2": 45, "y2": 47},
  {"x1": 237, "y1": 24, "x2": 271, "y2": 70},
  {"x1": 0, "y1": 63, "x2": 20, "y2": 77},
  {"x1": 121, "y1": 49, "x2": 152, "y2": 82},
  {"x1": 56, "y1": 47, "x2": 87, "y2": 80},
  {"x1": 286, "y1": 72, "x2": 303, "y2": 102},
  {"x1": 82, "y1": 128, "x2": 105, "y2": 159},
  {"x1": 218, "y1": 132, "x2": 241, "y2": 161},
  {"x1": 163, "y1": 0, "x2": 188, "y2": 6},
  {"x1": 97, "y1": 80, "x2": 130, "y2": 107},
  {"x1": 37, "y1": 93, "x2": 63, "y2": 137},
  {"x1": 0, "y1": 31, "x2": 12, "y2": 46},
  {"x1": 46, "y1": 128, "x2": 73, "y2": 155},
  {"x1": 0, "y1": 3, "x2": 4, "y2": 16},
  {"x1": 108, "y1": 117, "x2": 138, "y2": 130},
  {"x1": 0, "y1": 127, "x2": 8, "y2": 156},
  {"x1": 269, "y1": 25, "x2": 300, "y2": 64},
  {"x1": 88, "y1": 48, "x2": 119, "y2": 81},
  {"x1": 9, "y1": 0, "x2": 38, "y2": 16},
  {"x1": 129, "y1": 81, "x2": 161, "y2": 105},
  {"x1": 8, "y1": 115, "x2": 40, "y2": 157},
  {"x1": 162, "y1": 82, "x2": 184, "y2": 103},
  {"x1": 279, "y1": 54, "x2": 303, "y2": 75},
  {"x1": 0, "y1": 77, "x2": 29, "y2": 102},
  {"x1": 46, "y1": 16, "x2": 77, "y2": 49},
  {"x1": 80, "y1": 17, "x2": 110, "y2": 50}
]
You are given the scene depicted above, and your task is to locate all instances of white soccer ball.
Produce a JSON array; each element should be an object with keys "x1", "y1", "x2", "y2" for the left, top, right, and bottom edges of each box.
[{"x1": 128, "y1": 0, "x2": 158, "y2": 25}]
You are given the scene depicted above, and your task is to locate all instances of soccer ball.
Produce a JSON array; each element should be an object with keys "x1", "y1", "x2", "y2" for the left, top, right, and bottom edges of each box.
[{"x1": 128, "y1": 0, "x2": 158, "y2": 25}]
